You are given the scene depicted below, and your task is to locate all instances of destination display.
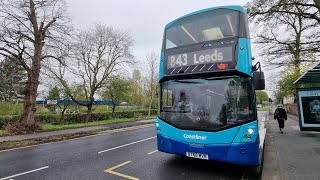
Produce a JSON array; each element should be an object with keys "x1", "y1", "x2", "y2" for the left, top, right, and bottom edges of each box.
[
  {"x1": 167, "y1": 47, "x2": 233, "y2": 69},
  {"x1": 297, "y1": 88, "x2": 320, "y2": 131},
  {"x1": 164, "y1": 46, "x2": 235, "y2": 75}
]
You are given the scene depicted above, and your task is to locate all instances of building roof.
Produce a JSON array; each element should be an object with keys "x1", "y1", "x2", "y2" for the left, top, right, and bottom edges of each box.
[{"x1": 294, "y1": 61, "x2": 320, "y2": 84}]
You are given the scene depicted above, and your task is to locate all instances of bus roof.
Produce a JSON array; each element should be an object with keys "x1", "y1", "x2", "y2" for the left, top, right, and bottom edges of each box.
[{"x1": 165, "y1": 5, "x2": 247, "y2": 29}]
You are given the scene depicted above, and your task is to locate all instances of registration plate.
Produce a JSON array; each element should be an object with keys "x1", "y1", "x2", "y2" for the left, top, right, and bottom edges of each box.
[{"x1": 186, "y1": 152, "x2": 209, "y2": 160}]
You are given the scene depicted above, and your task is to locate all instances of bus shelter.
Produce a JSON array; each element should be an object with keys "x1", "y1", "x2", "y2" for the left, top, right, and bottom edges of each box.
[{"x1": 294, "y1": 62, "x2": 320, "y2": 131}]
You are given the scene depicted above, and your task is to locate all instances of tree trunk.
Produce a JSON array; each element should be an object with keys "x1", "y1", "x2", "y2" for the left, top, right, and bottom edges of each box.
[
  {"x1": 293, "y1": 15, "x2": 302, "y2": 73},
  {"x1": 148, "y1": 90, "x2": 154, "y2": 120},
  {"x1": 59, "y1": 105, "x2": 67, "y2": 124},
  {"x1": 86, "y1": 104, "x2": 93, "y2": 122},
  {"x1": 111, "y1": 103, "x2": 116, "y2": 117},
  {"x1": 314, "y1": 0, "x2": 320, "y2": 12},
  {"x1": 18, "y1": 18, "x2": 43, "y2": 125},
  {"x1": 148, "y1": 70, "x2": 154, "y2": 120},
  {"x1": 19, "y1": 70, "x2": 40, "y2": 124}
]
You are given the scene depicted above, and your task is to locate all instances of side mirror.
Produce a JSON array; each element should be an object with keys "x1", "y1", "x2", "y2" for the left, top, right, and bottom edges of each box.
[
  {"x1": 253, "y1": 71, "x2": 265, "y2": 90},
  {"x1": 252, "y1": 61, "x2": 260, "y2": 71}
]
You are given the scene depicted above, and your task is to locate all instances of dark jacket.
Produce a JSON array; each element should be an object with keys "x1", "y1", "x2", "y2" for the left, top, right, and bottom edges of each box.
[{"x1": 274, "y1": 108, "x2": 287, "y2": 120}]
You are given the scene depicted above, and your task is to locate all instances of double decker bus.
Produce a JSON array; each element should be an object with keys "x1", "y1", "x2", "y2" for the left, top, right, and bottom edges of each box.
[{"x1": 155, "y1": 5, "x2": 266, "y2": 173}]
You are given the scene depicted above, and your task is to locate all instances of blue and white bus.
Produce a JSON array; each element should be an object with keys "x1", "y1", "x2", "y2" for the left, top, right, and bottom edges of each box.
[{"x1": 155, "y1": 5, "x2": 266, "y2": 173}]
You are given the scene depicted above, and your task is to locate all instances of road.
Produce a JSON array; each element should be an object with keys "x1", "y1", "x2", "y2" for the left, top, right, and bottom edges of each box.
[{"x1": 0, "y1": 113, "x2": 267, "y2": 180}]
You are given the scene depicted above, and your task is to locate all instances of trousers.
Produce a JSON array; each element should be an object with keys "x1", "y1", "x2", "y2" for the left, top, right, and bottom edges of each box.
[{"x1": 277, "y1": 118, "x2": 285, "y2": 128}]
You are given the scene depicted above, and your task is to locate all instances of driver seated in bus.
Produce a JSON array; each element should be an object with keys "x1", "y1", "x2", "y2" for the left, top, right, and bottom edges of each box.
[{"x1": 178, "y1": 91, "x2": 192, "y2": 111}]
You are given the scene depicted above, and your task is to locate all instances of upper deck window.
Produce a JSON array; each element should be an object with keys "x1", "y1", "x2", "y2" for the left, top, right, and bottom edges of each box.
[{"x1": 165, "y1": 9, "x2": 240, "y2": 49}]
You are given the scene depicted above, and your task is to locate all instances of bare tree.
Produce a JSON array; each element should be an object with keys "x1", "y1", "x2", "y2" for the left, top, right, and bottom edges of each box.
[
  {"x1": 0, "y1": 0, "x2": 71, "y2": 128},
  {"x1": 247, "y1": 0, "x2": 319, "y2": 70},
  {"x1": 247, "y1": 0, "x2": 320, "y2": 23},
  {"x1": 130, "y1": 69, "x2": 144, "y2": 106},
  {"x1": 48, "y1": 24, "x2": 134, "y2": 122},
  {"x1": 145, "y1": 52, "x2": 159, "y2": 119}
]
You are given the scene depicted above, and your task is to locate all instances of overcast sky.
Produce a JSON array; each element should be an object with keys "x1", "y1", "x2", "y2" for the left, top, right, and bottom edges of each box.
[
  {"x1": 66, "y1": 0, "x2": 250, "y2": 60},
  {"x1": 64, "y1": 0, "x2": 276, "y2": 97}
]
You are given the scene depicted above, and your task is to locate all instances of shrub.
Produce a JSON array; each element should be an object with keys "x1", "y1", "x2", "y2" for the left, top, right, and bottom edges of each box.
[
  {"x1": 36, "y1": 106, "x2": 53, "y2": 114},
  {"x1": 0, "y1": 109, "x2": 157, "y2": 127},
  {"x1": 0, "y1": 103, "x2": 23, "y2": 115},
  {"x1": 34, "y1": 114, "x2": 61, "y2": 124},
  {"x1": 0, "y1": 116, "x2": 18, "y2": 129},
  {"x1": 5, "y1": 122, "x2": 42, "y2": 135}
]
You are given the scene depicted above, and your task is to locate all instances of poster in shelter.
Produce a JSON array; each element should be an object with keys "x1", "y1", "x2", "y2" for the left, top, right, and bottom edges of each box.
[{"x1": 297, "y1": 88, "x2": 320, "y2": 131}]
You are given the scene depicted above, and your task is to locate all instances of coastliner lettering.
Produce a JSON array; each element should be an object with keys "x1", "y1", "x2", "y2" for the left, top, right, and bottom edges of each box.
[
  {"x1": 183, "y1": 134, "x2": 207, "y2": 140},
  {"x1": 306, "y1": 92, "x2": 320, "y2": 96}
]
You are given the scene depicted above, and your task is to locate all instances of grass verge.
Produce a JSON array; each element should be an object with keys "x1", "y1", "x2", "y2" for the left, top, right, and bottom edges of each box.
[
  {"x1": 258, "y1": 107, "x2": 269, "y2": 111},
  {"x1": 0, "y1": 116, "x2": 157, "y2": 136},
  {"x1": 42, "y1": 118, "x2": 135, "y2": 131}
]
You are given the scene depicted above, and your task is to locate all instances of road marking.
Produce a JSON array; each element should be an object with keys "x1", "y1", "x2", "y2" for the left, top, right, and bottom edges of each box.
[
  {"x1": 98, "y1": 136, "x2": 156, "y2": 154},
  {"x1": 0, "y1": 124, "x2": 154, "y2": 153},
  {"x1": 147, "y1": 150, "x2": 158, "y2": 155},
  {"x1": 0, "y1": 166, "x2": 49, "y2": 180},
  {"x1": 104, "y1": 161, "x2": 138, "y2": 180},
  {"x1": 99, "y1": 124, "x2": 154, "y2": 134}
]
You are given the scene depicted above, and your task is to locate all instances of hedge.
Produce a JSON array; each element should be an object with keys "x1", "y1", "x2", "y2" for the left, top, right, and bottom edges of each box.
[
  {"x1": 0, "y1": 109, "x2": 157, "y2": 128},
  {"x1": 0, "y1": 116, "x2": 18, "y2": 128}
]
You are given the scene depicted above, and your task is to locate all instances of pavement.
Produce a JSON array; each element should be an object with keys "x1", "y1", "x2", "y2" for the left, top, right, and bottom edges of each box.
[
  {"x1": 262, "y1": 112, "x2": 320, "y2": 180},
  {"x1": 0, "y1": 119, "x2": 154, "y2": 142}
]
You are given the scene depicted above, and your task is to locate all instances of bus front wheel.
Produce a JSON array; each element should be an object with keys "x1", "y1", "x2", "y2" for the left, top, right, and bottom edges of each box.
[{"x1": 248, "y1": 143, "x2": 265, "y2": 179}]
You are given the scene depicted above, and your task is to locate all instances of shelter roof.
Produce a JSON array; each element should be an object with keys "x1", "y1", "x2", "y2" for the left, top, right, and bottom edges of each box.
[{"x1": 294, "y1": 61, "x2": 320, "y2": 84}]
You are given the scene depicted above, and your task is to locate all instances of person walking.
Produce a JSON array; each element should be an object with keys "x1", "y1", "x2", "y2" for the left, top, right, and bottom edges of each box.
[{"x1": 274, "y1": 104, "x2": 287, "y2": 133}]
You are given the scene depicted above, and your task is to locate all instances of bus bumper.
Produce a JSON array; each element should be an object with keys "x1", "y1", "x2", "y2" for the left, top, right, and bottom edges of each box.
[{"x1": 157, "y1": 134, "x2": 259, "y2": 166}]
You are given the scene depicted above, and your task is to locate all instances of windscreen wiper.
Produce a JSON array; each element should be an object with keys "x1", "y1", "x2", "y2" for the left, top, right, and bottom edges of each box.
[
  {"x1": 174, "y1": 80, "x2": 201, "y2": 84},
  {"x1": 200, "y1": 36, "x2": 238, "y2": 48},
  {"x1": 205, "y1": 76, "x2": 237, "y2": 80}
]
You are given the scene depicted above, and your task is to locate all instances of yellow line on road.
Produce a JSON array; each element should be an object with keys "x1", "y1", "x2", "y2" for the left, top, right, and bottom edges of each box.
[
  {"x1": 104, "y1": 161, "x2": 139, "y2": 180},
  {"x1": 147, "y1": 150, "x2": 158, "y2": 155}
]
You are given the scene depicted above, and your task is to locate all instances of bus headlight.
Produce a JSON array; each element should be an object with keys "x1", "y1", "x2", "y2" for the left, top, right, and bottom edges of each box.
[
  {"x1": 155, "y1": 122, "x2": 160, "y2": 131},
  {"x1": 248, "y1": 128, "x2": 254, "y2": 134},
  {"x1": 241, "y1": 126, "x2": 256, "y2": 142}
]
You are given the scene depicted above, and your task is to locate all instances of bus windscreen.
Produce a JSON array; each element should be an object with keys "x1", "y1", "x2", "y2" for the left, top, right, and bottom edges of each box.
[{"x1": 159, "y1": 77, "x2": 256, "y2": 131}]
